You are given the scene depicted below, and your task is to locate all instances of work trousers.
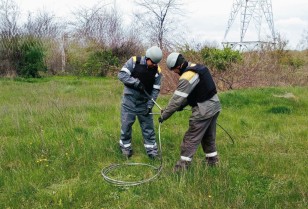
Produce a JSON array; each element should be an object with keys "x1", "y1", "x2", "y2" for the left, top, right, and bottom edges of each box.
[
  {"x1": 119, "y1": 94, "x2": 156, "y2": 148},
  {"x1": 120, "y1": 110, "x2": 156, "y2": 146},
  {"x1": 180, "y1": 112, "x2": 220, "y2": 159}
]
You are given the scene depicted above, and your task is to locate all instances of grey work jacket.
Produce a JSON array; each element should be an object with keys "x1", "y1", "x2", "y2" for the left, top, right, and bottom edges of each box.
[
  {"x1": 162, "y1": 63, "x2": 221, "y2": 121},
  {"x1": 118, "y1": 56, "x2": 162, "y2": 109}
]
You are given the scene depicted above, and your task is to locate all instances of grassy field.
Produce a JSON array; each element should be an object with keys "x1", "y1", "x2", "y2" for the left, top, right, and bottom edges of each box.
[{"x1": 0, "y1": 76, "x2": 307, "y2": 208}]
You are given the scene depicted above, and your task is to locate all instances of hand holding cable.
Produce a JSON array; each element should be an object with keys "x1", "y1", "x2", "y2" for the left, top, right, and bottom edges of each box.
[
  {"x1": 158, "y1": 110, "x2": 164, "y2": 123},
  {"x1": 158, "y1": 116, "x2": 164, "y2": 123},
  {"x1": 135, "y1": 81, "x2": 145, "y2": 92},
  {"x1": 142, "y1": 89, "x2": 163, "y2": 111},
  {"x1": 145, "y1": 108, "x2": 152, "y2": 116}
]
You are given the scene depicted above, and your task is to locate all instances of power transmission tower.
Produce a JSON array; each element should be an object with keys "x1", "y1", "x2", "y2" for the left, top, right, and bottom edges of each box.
[{"x1": 222, "y1": 0, "x2": 276, "y2": 50}]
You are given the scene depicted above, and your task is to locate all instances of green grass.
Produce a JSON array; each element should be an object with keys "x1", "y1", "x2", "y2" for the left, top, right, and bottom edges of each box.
[{"x1": 0, "y1": 76, "x2": 307, "y2": 208}]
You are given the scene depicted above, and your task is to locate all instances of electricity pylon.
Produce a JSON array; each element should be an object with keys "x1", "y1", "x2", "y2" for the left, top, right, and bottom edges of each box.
[{"x1": 222, "y1": 0, "x2": 276, "y2": 49}]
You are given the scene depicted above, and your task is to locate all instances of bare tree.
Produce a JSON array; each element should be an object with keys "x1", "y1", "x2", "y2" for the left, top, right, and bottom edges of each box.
[
  {"x1": 69, "y1": 4, "x2": 107, "y2": 44},
  {"x1": 0, "y1": 0, "x2": 19, "y2": 37},
  {"x1": 134, "y1": 0, "x2": 184, "y2": 50},
  {"x1": 23, "y1": 11, "x2": 63, "y2": 39},
  {"x1": 69, "y1": 1, "x2": 124, "y2": 47},
  {"x1": 0, "y1": 0, "x2": 20, "y2": 76},
  {"x1": 20, "y1": 10, "x2": 67, "y2": 74},
  {"x1": 298, "y1": 29, "x2": 308, "y2": 50},
  {"x1": 104, "y1": 6, "x2": 125, "y2": 48}
]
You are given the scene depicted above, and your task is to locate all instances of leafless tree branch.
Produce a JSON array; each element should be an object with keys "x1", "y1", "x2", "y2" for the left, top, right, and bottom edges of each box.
[{"x1": 134, "y1": 0, "x2": 184, "y2": 50}]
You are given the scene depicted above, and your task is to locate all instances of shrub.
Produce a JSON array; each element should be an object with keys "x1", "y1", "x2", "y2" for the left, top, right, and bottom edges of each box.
[
  {"x1": 200, "y1": 47, "x2": 242, "y2": 71},
  {"x1": 66, "y1": 40, "x2": 120, "y2": 77},
  {"x1": 16, "y1": 36, "x2": 47, "y2": 78},
  {"x1": 271, "y1": 49, "x2": 306, "y2": 69},
  {"x1": 180, "y1": 45, "x2": 203, "y2": 64},
  {"x1": 83, "y1": 50, "x2": 120, "y2": 76},
  {"x1": 286, "y1": 56, "x2": 305, "y2": 69}
]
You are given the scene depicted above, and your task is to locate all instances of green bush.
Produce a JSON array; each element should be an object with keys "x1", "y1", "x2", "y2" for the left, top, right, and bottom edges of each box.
[
  {"x1": 66, "y1": 42, "x2": 120, "y2": 77},
  {"x1": 180, "y1": 45, "x2": 203, "y2": 63},
  {"x1": 200, "y1": 47, "x2": 242, "y2": 71},
  {"x1": 287, "y1": 56, "x2": 305, "y2": 69},
  {"x1": 16, "y1": 37, "x2": 47, "y2": 78},
  {"x1": 83, "y1": 50, "x2": 119, "y2": 76},
  {"x1": 270, "y1": 49, "x2": 305, "y2": 69}
]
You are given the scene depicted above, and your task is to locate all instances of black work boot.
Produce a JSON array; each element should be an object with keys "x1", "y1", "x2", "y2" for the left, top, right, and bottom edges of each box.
[
  {"x1": 145, "y1": 145, "x2": 158, "y2": 159},
  {"x1": 148, "y1": 153, "x2": 158, "y2": 159},
  {"x1": 119, "y1": 145, "x2": 133, "y2": 158},
  {"x1": 206, "y1": 156, "x2": 219, "y2": 166},
  {"x1": 173, "y1": 160, "x2": 191, "y2": 173}
]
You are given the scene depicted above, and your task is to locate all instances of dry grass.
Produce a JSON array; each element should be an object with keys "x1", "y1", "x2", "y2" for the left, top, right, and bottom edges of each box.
[
  {"x1": 160, "y1": 50, "x2": 308, "y2": 93},
  {"x1": 214, "y1": 51, "x2": 308, "y2": 90}
]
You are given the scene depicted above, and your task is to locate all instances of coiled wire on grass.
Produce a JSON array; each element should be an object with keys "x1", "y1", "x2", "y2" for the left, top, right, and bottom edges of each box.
[{"x1": 101, "y1": 122, "x2": 163, "y2": 186}]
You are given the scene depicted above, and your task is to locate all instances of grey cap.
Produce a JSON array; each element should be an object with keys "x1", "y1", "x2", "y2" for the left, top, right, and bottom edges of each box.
[
  {"x1": 146, "y1": 46, "x2": 163, "y2": 64},
  {"x1": 166, "y1": 52, "x2": 180, "y2": 70}
]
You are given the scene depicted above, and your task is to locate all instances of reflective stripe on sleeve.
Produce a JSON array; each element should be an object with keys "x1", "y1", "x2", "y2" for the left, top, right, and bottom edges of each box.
[
  {"x1": 153, "y1": 85, "x2": 160, "y2": 89},
  {"x1": 175, "y1": 90, "x2": 188, "y2": 98},
  {"x1": 181, "y1": 156, "x2": 192, "y2": 162},
  {"x1": 206, "y1": 151, "x2": 217, "y2": 157},
  {"x1": 120, "y1": 67, "x2": 131, "y2": 75},
  {"x1": 119, "y1": 140, "x2": 131, "y2": 148}
]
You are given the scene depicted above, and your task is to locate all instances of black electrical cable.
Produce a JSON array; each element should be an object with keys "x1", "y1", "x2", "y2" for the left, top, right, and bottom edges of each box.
[
  {"x1": 216, "y1": 122, "x2": 235, "y2": 144},
  {"x1": 182, "y1": 108, "x2": 235, "y2": 144}
]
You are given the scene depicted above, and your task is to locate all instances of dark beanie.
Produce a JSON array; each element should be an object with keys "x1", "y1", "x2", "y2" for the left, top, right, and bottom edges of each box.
[{"x1": 175, "y1": 54, "x2": 185, "y2": 67}]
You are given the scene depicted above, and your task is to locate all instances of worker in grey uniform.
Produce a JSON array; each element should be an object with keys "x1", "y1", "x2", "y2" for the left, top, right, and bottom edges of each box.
[
  {"x1": 118, "y1": 46, "x2": 163, "y2": 158},
  {"x1": 159, "y1": 52, "x2": 221, "y2": 172}
]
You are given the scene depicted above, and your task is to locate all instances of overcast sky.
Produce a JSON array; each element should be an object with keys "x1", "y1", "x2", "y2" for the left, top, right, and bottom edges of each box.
[{"x1": 15, "y1": 0, "x2": 308, "y2": 49}]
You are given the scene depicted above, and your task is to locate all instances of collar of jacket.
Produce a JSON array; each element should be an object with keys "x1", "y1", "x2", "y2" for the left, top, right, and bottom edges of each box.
[{"x1": 179, "y1": 61, "x2": 189, "y2": 75}]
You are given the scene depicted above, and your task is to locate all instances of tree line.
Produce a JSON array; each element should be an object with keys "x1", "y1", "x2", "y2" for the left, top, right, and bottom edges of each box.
[
  {"x1": 0, "y1": 0, "x2": 186, "y2": 77},
  {"x1": 1, "y1": 0, "x2": 307, "y2": 92}
]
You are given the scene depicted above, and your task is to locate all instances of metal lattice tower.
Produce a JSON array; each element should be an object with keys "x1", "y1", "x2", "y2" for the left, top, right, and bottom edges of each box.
[{"x1": 222, "y1": 0, "x2": 276, "y2": 49}]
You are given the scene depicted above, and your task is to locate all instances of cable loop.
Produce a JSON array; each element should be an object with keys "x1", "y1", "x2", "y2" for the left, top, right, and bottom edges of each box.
[{"x1": 102, "y1": 123, "x2": 163, "y2": 186}]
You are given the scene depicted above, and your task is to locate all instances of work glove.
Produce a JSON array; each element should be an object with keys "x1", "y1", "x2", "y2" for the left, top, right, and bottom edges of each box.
[
  {"x1": 135, "y1": 82, "x2": 145, "y2": 92},
  {"x1": 145, "y1": 108, "x2": 152, "y2": 116},
  {"x1": 158, "y1": 116, "x2": 164, "y2": 123}
]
